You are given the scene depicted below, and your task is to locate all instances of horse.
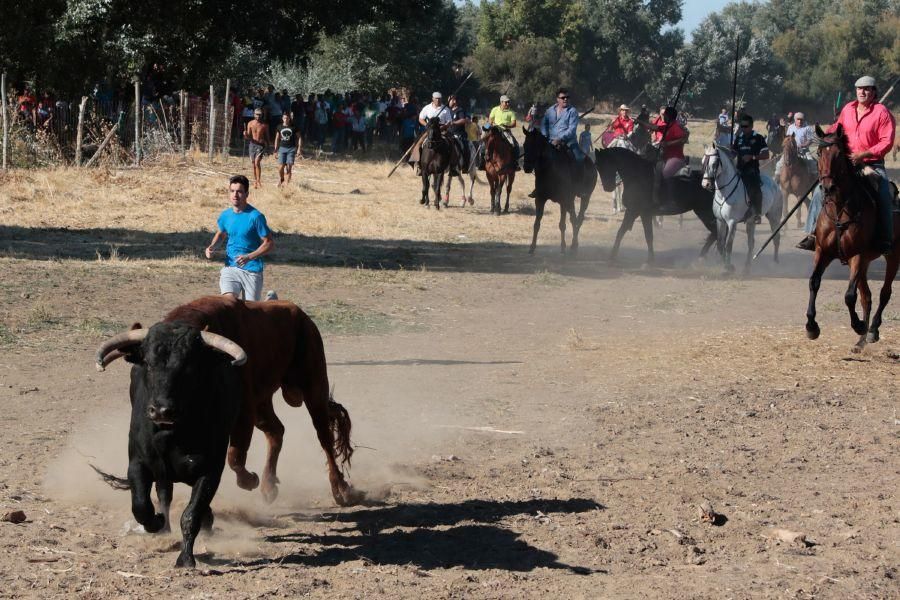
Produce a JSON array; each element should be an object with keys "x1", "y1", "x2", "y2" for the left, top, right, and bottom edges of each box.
[
  {"x1": 593, "y1": 147, "x2": 717, "y2": 264},
  {"x1": 701, "y1": 145, "x2": 784, "y2": 273},
  {"x1": 603, "y1": 135, "x2": 636, "y2": 213},
  {"x1": 779, "y1": 134, "x2": 817, "y2": 227},
  {"x1": 805, "y1": 124, "x2": 900, "y2": 352},
  {"x1": 443, "y1": 137, "x2": 479, "y2": 208},
  {"x1": 482, "y1": 126, "x2": 517, "y2": 214},
  {"x1": 522, "y1": 128, "x2": 597, "y2": 255},
  {"x1": 419, "y1": 117, "x2": 455, "y2": 210}
]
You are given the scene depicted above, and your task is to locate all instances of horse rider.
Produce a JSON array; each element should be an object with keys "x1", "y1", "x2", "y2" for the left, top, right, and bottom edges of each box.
[
  {"x1": 732, "y1": 114, "x2": 770, "y2": 224},
  {"x1": 447, "y1": 94, "x2": 470, "y2": 172},
  {"x1": 775, "y1": 111, "x2": 816, "y2": 179},
  {"x1": 611, "y1": 104, "x2": 634, "y2": 138},
  {"x1": 797, "y1": 75, "x2": 896, "y2": 253},
  {"x1": 408, "y1": 91, "x2": 451, "y2": 172},
  {"x1": 487, "y1": 94, "x2": 520, "y2": 168},
  {"x1": 541, "y1": 88, "x2": 581, "y2": 159},
  {"x1": 642, "y1": 106, "x2": 688, "y2": 206}
]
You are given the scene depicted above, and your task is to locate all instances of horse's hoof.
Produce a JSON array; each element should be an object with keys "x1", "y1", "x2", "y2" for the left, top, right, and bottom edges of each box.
[
  {"x1": 468, "y1": 197, "x2": 474, "y2": 206},
  {"x1": 866, "y1": 330, "x2": 880, "y2": 343},
  {"x1": 805, "y1": 323, "x2": 820, "y2": 340},
  {"x1": 236, "y1": 471, "x2": 260, "y2": 491},
  {"x1": 850, "y1": 342, "x2": 865, "y2": 354},
  {"x1": 175, "y1": 553, "x2": 196, "y2": 569},
  {"x1": 528, "y1": 247, "x2": 536, "y2": 255}
]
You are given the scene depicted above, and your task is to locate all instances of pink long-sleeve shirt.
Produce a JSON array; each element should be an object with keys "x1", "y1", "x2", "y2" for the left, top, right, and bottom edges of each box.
[{"x1": 830, "y1": 100, "x2": 896, "y2": 163}]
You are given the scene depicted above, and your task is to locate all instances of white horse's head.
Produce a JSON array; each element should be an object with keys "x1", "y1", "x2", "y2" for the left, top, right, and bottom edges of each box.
[{"x1": 700, "y1": 144, "x2": 735, "y2": 191}]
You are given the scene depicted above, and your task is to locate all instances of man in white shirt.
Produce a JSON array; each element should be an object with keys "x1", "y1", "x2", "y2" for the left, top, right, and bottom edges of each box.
[
  {"x1": 775, "y1": 112, "x2": 816, "y2": 178},
  {"x1": 409, "y1": 92, "x2": 451, "y2": 171}
]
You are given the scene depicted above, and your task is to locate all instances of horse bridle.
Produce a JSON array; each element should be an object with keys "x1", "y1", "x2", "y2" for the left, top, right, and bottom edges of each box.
[{"x1": 703, "y1": 148, "x2": 746, "y2": 206}]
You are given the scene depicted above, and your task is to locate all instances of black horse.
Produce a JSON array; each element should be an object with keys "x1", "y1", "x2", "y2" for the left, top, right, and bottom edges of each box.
[
  {"x1": 522, "y1": 127, "x2": 597, "y2": 255},
  {"x1": 419, "y1": 117, "x2": 455, "y2": 209},
  {"x1": 594, "y1": 147, "x2": 717, "y2": 264}
]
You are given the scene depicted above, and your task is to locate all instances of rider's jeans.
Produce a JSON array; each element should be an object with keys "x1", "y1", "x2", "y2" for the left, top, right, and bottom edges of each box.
[{"x1": 805, "y1": 164, "x2": 893, "y2": 248}]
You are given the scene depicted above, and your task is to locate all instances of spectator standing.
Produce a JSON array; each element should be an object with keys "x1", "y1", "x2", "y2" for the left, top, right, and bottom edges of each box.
[
  {"x1": 349, "y1": 106, "x2": 367, "y2": 152},
  {"x1": 399, "y1": 105, "x2": 417, "y2": 154},
  {"x1": 204, "y1": 174, "x2": 274, "y2": 302},
  {"x1": 290, "y1": 94, "x2": 306, "y2": 133},
  {"x1": 332, "y1": 103, "x2": 349, "y2": 153},
  {"x1": 266, "y1": 85, "x2": 282, "y2": 131},
  {"x1": 314, "y1": 99, "x2": 328, "y2": 149},
  {"x1": 364, "y1": 101, "x2": 378, "y2": 147}
]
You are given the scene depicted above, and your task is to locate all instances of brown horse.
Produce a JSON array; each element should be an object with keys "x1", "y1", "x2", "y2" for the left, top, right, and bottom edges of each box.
[
  {"x1": 482, "y1": 126, "x2": 516, "y2": 214},
  {"x1": 419, "y1": 117, "x2": 456, "y2": 210},
  {"x1": 779, "y1": 134, "x2": 817, "y2": 227},
  {"x1": 805, "y1": 124, "x2": 900, "y2": 352}
]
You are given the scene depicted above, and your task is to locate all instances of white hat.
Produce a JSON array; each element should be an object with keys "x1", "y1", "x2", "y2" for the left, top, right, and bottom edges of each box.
[
  {"x1": 500, "y1": 95, "x2": 510, "y2": 102},
  {"x1": 854, "y1": 75, "x2": 876, "y2": 88},
  {"x1": 432, "y1": 91, "x2": 442, "y2": 99},
  {"x1": 794, "y1": 112, "x2": 805, "y2": 120},
  {"x1": 618, "y1": 104, "x2": 630, "y2": 111}
]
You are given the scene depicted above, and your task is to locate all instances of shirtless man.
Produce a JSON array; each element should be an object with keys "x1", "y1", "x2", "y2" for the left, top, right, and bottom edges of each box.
[{"x1": 245, "y1": 109, "x2": 270, "y2": 188}]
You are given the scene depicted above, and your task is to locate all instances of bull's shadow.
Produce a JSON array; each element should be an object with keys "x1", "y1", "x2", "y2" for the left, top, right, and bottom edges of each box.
[{"x1": 233, "y1": 498, "x2": 602, "y2": 573}]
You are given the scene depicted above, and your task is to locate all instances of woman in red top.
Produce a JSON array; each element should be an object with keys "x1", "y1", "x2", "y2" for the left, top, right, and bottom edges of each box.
[{"x1": 645, "y1": 107, "x2": 687, "y2": 177}]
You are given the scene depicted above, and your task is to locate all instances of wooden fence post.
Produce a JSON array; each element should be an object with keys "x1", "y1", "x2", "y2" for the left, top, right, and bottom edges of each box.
[
  {"x1": 222, "y1": 78, "x2": 231, "y2": 159},
  {"x1": 179, "y1": 90, "x2": 187, "y2": 155},
  {"x1": 208, "y1": 84, "x2": 215, "y2": 163},
  {"x1": 84, "y1": 123, "x2": 121, "y2": 168},
  {"x1": 74, "y1": 96, "x2": 88, "y2": 166},
  {"x1": 1, "y1": 72, "x2": 8, "y2": 170},
  {"x1": 134, "y1": 78, "x2": 141, "y2": 166}
]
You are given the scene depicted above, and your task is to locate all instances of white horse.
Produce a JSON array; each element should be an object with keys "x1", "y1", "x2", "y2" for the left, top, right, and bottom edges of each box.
[
  {"x1": 443, "y1": 139, "x2": 480, "y2": 208},
  {"x1": 701, "y1": 144, "x2": 784, "y2": 273},
  {"x1": 605, "y1": 135, "x2": 636, "y2": 213}
]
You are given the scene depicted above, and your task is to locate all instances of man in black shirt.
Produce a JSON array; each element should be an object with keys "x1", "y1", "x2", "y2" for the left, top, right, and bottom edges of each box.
[
  {"x1": 447, "y1": 94, "x2": 470, "y2": 172},
  {"x1": 732, "y1": 114, "x2": 769, "y2": 223}
]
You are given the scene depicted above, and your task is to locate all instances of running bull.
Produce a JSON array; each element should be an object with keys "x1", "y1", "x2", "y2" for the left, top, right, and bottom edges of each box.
[{"x1": 95, "y1": 295, "x2": 362, "y2": 567}]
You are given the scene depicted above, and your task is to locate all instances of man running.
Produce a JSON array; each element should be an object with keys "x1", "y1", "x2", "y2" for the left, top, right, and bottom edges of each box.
[
  {"x1": 274, "y1": 113, "x2": 300, "y2": 187},
  {"x1": 205, "y1": 175, "x2": 274, "y2": 301},
  {"x1": 797, "y1": 75, "x2": 896, "y2": 253},
  {"x1": 245, "y1": 109, "x2": 269, "y2": 188}
]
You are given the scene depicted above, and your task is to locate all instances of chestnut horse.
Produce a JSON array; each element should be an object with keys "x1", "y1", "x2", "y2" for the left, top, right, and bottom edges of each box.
[
  {"x1": 419, "y1": 117, "x2": 456, "y2": 210},
  {"x1": 805, "y1": 124, "x2": 899, "y2": 352},
  {"x1": 482, "y1": 126, "x2": 516, "y2": 214},
  {"x1": 779, "y1": 134, "x2": 817, "y2": 227}
]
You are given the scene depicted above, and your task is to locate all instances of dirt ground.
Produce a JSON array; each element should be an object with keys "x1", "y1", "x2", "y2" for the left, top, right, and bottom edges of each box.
[{"x1": 0, "y1": 148, "x2": 898, "y2": 599}]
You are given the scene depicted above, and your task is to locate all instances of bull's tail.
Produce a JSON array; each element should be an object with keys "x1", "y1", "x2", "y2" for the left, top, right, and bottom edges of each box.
[
  {"x1": 327, "y1": 388, "x2": 354, "y2": 468},
  {"x1": 90, "y1": 464, "x2": 130, "y2": 490}
]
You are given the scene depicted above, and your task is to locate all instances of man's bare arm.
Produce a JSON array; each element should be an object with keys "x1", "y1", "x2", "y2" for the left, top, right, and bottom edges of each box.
[
  {"x1": 234, "y1": 236, "x2": 274, "y2": 267},
  {"x1": 205, "y1": 230, "x2": 226, "y2": 259}
]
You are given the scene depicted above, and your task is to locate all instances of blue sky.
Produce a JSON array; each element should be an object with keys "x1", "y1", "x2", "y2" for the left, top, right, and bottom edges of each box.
[{"x1": 680, "y1": 0, "x2": 733, "y2": 37}]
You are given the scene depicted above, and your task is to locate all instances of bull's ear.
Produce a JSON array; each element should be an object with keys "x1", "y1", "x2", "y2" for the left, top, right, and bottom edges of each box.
[{"x1": 815, "y1": 124, "x2": 825, "y2": 138}]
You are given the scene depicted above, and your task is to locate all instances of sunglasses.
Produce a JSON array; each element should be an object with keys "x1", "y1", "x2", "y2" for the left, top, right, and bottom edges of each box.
[
  {"x1": 558, "y1": 96, "x2": 569, "y2": 100},
  {"x1": 740, "y1": 124, "x2": 752, "y2": 128}
]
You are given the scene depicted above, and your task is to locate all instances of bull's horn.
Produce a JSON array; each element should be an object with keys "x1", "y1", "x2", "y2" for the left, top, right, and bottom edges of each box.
[
  {"x1": 96, "y1": 329, "x2": 148, "y2": 371},
  {"x1": 199, "y1": 331, "x2": 247, "y2": 366}
]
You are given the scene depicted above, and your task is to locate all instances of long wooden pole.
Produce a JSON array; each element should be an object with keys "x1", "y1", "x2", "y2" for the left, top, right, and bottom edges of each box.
[
  {"x1": 222, "y1": 78, "x2": 231, "y2": 159},
  {"x1": 1, "y1": 72, "x2": 8, "y2": 170},
  {"x1": 179, "y1": 90, "x2": 187, "y2": 155},
  {"x1": 74, "y1": 96, "x2": 88, "y2": 166},
  {"x1": 84, "y1": 122, "x2": 120, "y2": 167},
  {"x1": 729, "y1": 36, "x2": 740, "y2": 146},
  {"x1": 208, "y1": 84, "x2": 215, "y2": 163},
  {"x1": 878, "y1": 75, "x2": 900, "y2": 105},
  {"x1": 753, "y1": 179, "x2": 819, "y2": 260},
  {"x1": 134, "y1": 79, "x2": 141, "y2": 166}
]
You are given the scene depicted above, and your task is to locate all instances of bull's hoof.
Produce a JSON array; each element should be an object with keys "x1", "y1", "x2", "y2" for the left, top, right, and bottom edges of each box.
[
  {"x1": 143, "y1": 513, "x2": 166, "y2": 534},
  {"x1": 175, "y1": 552, "x2": 196, "y2": 569},
  {"x1": 236, "y1": 471, "x2": 259, "y2": 491},
  {"x1": 805, "y1": 322, "x2": 820, "y2": 340},
  {"x1": 528, "y1": 246, "x2": 536, "y2": 255},
  {"x1": 334, "y1": 484, "x2": 366, "y2": 507},
  {"x1": 852, "y1": 320, "x2": 867, "y2": 335},
  {"x1": 850, "y1": 341, "x2": 865, "y2": 354},
  {"x1": 866, "y1": 330, "x2": 880, "y2": 343}
]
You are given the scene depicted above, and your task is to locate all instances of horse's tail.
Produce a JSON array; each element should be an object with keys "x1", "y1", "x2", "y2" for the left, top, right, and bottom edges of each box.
[{"x1": 327, "y1": 388, "x2": 354, "y2": 468}]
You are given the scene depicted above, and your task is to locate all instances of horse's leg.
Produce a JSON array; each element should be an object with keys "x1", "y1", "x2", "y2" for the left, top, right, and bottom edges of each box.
[
  {"x1": 844, "y1": 256, "x2": 866, "y2": 336},
  {"x1": 529, "y1": 198, "x2": 546, "y2": 254},
  {"x1": 743, "y1": 221, "x2": 755, "y2": 275},
  {"x1": 724, "y1": 220, "x2": 738, "y2": 272},
  {"x1": 503, "y1": 172, "x2": 514, "y2": 214},
  {"x1": 576, "y1": 191, "x2": 591, "y2": 229},
  {"x1": 851, "y1": 260, "x2": 874, "y2": 352},
  {"x1": 467, "y1": 168, "x2": 476, "y2": 205},
  {"x1": 640, "y1": 210, "x2": 655, "y2": 265},
  {"x1": 568, "y1": 199, "x2": 580, "y2": 254},
  {"x1": 558, "y1": 201, "x2": 568, "y2": 255},
  {"x1": 610, "y1": 209, "x2": 638, "y2": 262},
  {"x1": 433, "y1": 172, "x2": 443, "y2": 210},
  {"x1": 867, "y1": 253, "x2": 898, "y2": 343},
  {"x1": 421, "y1": 172, "x2": 429, "y2": 206},
  {"x1": 806, "y1": 248, "x2": 834, "y2": 339},
  {"x1": 443, "y1": 172, "x2": 452, "y2": 207},
  {"x1": 766, "y1": 206, "x2": 781, "y2": 264},
  {"x1": 456, "y1": 173, "x2": 467, "y2": 206}
]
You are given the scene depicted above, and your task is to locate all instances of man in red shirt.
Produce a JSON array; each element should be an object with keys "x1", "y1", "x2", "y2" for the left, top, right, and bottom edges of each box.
[
  {"x1": 797, "y1": 75, "x2": 896, "y2": 253},
  {"x1": 610, "y1": 104, "x2": 634, "y2": 138}
]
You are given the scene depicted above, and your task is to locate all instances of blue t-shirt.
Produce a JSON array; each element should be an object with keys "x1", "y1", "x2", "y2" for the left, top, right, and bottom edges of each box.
[{"x1": 216, "y1": 205, "x2": 271, "y2": 273}]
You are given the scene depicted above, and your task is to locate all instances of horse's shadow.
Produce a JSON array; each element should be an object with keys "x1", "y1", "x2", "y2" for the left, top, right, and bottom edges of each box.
[{"x1": 215, "y1": 498, "x2": 603, "y2": 574}]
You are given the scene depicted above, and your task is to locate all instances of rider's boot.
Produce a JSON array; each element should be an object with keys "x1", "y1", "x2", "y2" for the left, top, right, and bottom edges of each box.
[{"x1": 796, "y1": 235, "x2": 815, "y2": 251}]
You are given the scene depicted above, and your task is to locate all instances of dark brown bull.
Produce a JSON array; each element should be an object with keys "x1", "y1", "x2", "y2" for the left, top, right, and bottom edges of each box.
[{"x1": 96, "y1": 295, "x2": 362, "y2": 566}]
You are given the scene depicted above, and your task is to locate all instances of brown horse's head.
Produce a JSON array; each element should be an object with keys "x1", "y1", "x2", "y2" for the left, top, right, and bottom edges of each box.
[
  {"x1": 815, "y1": 123, "x2": 851, "y2": 196},
  {"x1": 782, "y1": 132, "x2": 797, "y2": 164}
]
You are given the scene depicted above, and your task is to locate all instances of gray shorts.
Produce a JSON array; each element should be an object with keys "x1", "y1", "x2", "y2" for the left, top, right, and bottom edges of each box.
[
  {"x1": 219, "y1": 266, "x2": 263, "y2": 301},
  {"x1": 249, "y1": 142, "x2": 264, "y2": 160}
]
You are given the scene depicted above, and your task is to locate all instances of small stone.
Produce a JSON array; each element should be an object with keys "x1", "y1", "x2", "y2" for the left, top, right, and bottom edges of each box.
[{"x1": 2, "y1": 510, "x2": 27, "y2": 524}]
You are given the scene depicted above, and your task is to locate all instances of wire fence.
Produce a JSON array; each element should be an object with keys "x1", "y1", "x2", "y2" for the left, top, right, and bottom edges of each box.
[{"x1": 2, "y1": 90, "x2": 240, "y2": 169}]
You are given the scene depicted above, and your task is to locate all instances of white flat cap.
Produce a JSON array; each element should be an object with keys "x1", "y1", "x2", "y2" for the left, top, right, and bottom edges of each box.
[
  {"x1": 500, "y1": 95, "x2": 510, "y2": 102},
  {"x1": 432, "y1": 92, "x2": 442, "y2": 99},
  {"x1": 618, "y1": 104, "x2": 630, "y2": 111},
  {"x1": 794, "y1": 112, "x2": 805, "y2": 120},
  {"x1": 854, "y1": 75, "x2": 876, "y2": 88}
]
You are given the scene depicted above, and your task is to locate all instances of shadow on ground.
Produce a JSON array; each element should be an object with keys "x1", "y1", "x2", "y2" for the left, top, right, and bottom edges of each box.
[
  {"x1": 211, "y1": 498, "x2": 603, "y2": 573},
  {"x1": 0, "y1": 224, "x2": 868, "y2": 281}
]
